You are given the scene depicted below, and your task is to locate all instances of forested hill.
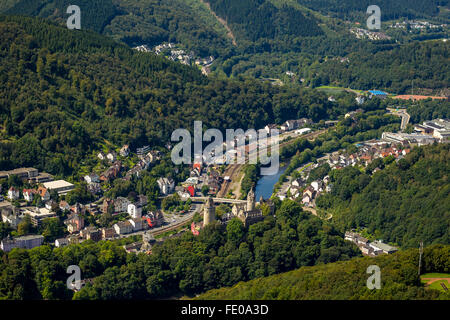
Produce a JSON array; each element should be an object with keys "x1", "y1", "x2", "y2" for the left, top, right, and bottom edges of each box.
[
  {"x1": 317, "y1": 143, "x2": 450, "y2": 248},
  {"x1": 295, "y1": 0, "x2": 448, "y2": 21},
  {"x1": 195, "y1": 244, "x2": 450, "y2": 300},
  {"x1": 203, "y1": 0, "x2": 324, "y2": 41},
  {"x1": 0, "y1": 15, "x2": 356, "y2": 176},
  {"x1": 1, "y1": 1, "x2": 449, "y2": 95},
  {"x1": 1, "y1": 0, "x2": 234, "y2": 56}
]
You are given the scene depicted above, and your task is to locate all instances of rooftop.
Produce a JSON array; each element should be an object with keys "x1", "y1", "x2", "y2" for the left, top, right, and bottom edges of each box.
[
  {"x1": 371, "y1": 241, "x2": 397, "y2": 252},
  {"x1": 43, "y1": 180, "x2": 74, "y2": 190}
]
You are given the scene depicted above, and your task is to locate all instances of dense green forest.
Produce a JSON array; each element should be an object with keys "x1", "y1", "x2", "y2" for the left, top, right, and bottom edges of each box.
[
  {"x1": 309, "y1": 40, "x2": 449, "y2": 93},
  {"x1": 0, "y1": 15, "x2": 363, "y2": 177},
  {"x1": 195, "y1": 244, "x2": 450, "y2": 299},
  {"x1": 295, "y1": 0, "x2": 448, "y2": 21},
  {"x1": 2, "y1": 0, "x2": 233, "y2": 56},
  {"x1": 206, "y1": 0, "x2": 323, "y2": 41},
  {"x1": 2, "y1": 1, "x2": 449, "y2": 94},
  {"x1": 316, "y1": 143, "x2": 450, "y2": 248},
  {"x1": 0, "y1": 200, "x2": 361, "y2": 299}
]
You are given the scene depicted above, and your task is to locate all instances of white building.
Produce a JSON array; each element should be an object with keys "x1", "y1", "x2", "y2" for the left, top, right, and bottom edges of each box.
[
  {"x1": 128, "y1": 218, "x2": 143, "y2": 232},
  {"x1": 157, "y1": 177, "x2": 175, "y2": 196},
  {"x1": 113, "y1": 220, "x2": 133, "y2": 235},
  {"x1": 43, "y1": 180, "x2": 75, "y2": 196},
  {"x1": 0, "y1": 235, "x2": 44, "y2": 252},
  {"x1": 7, "y1": 187, "x2": 19, "y2": 201},
  {"x1": 106, "y1": 152, "x2": 117, "y2": 162},
  {"x1": 128, "y1": 203, "x2": 142, "y2": 219},
  {"x1": 55, "y1": 238, "x2": 69, "y2": 248},
  {"x1": 22, "y1": 189, "x2": 34, "y2": 202},
  {"x1": 84, "y1": 174, "x2": 100, "y2": 184},
  {"x1": 114, "y1": 197, "x2": 130, "y2": 213}
]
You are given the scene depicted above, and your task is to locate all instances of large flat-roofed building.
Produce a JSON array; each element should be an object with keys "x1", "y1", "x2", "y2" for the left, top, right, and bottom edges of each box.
[
  {"x1": 0, "y1": 168, "x2": 53, "y2": 183},
  {"x1": 370, "y1": 241, "x2": 398, "y2": 254},
  {"x1": 43, "y1": 180, "x2": 75, "y2": 195},
  {"x1": 0, "y1": 168, "x2": 38, "y2": 180},
  {"x1": 22, "y1": 207, "x2": 57, "y2": 227},
  {"x1": 1, "y1": 235, "x2": 44, "y2": 252},
  {"x1": 381, "y1": 132, "x2": 436, "y2": 145},
  {"x1": 421, "y1": 119, "x2": 450, "y2": 142}
]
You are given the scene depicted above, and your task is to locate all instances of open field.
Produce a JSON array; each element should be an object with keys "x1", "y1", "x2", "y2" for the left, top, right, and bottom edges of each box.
[
  {"x1": 316, "y1": 85, "x2": 364, "y2": 95},
  {"x1": 420, "y1": 273, "x2": 450, "y2": 293}
]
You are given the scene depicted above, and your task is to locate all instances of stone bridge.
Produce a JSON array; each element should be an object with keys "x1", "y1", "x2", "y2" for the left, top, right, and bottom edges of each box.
[{"x1": 190, "y1": 197, "x2": 246, "y2": 205}]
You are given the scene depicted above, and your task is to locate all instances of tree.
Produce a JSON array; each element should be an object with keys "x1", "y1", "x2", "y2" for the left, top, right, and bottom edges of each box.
[
  {"x1": 201, "y1": 185, "x2": 210, "y2": 196},
  {"x1": 41, "y1": 218, "x2": 64, "y2": 242},
  {"x1": 17, "y1": 215, "x2": 32, "y2": 236},
  {"x1": 0, "y1": 222, "x2": 12, "y2": 239},
  {"x1": 226, "y1": 218, "x2": 245, "y2": 246}
]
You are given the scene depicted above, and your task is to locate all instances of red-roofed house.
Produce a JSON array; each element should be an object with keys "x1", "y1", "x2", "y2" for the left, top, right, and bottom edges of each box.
[
  {"x1": 186, "y1": 185, "x2": 195, "y2": 197},
  {"x1": 22, "y1": 189, "x2": 35, "y2": 202},
  {"x1": 37, "y1": 186, "x2": 50, "y2": 201}
]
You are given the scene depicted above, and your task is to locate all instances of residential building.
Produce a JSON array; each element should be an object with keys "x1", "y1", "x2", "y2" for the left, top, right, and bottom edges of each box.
[
  {"x1": 1, "y1": 206, "x2": 22, "y2": 229},
  {"x1": 143, "y1": 211, "x2": 164, "y2": 228},
  {"x1": 0, "y1": 235, "x2": 44, "y2": 252},
  {"x1": 97, "y1": 152, "x2": 106, "y2": 160},
  {"x1": 84, "y1": 173, "x2": 100, "y2": 184},
  {"x1": 280, "y1": 118, "x2": 312, "y2": 132},
  {"x1": 355, "y1": 95, "x2": 365, "y2": 105},
  {"x1": 120, "y1": 145, "x2": 130, "y2": 157},
  {"x1": 85, "y1": 203, "x2": 100, "y2": 216},
  {"x1": 128, "y1": 218, "x2": 143, "y2": 232},
  {"x1": 64, "y1": 213, "x2": 85, "y2": 233},
  {"x1": 101, "y1": 227, "x2": 117, "y2": 240},
  {"x1": 114, "y1": 197, "x2": 130, "y2": 213},
  {"x1": 136, "y1": 146, "x2": 150, "y2": 157},
  {"x1": 128, "y1": 203, "x2": 142, "y2": 219},
  {"x1": 7, "y1": 187, "x2": 20, "y2": 200},
  {"x1": 45, "y1": 200, "x2": 56, "y2": 211},
  {"x1": 87, "y1": 182, "x2": 102, "y2": 195},
  {"x1": 113, "y1": 220, "x2": 133, "y2": 235},
  {"x1": 55, "y1": 238, "x2": 69, "y2": 248},
  {"x1": 37, "y1": 186, "x2": 50, "y2": 201},
  {"x1": 102, "y1": 198, "x2": 114, "y2": 214},
  {"x1": 81, "y1": 227, "x2": 102, "y2": 242},
  {"x1": 106, "y1": 151, "x2": 117, "y2": 162},
  {"x1": 157, "y1": 177, "x2": 175, "y2": 195},
  {"x1": 22, "y1": 189, "x2": 34, "y2": 202},
  {"x1": 23, "y1": 207, "x2": 57, "y2": 227}
]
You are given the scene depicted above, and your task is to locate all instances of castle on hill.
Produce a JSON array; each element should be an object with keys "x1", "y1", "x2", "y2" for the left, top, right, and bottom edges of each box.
[{"x1": 203, "y1": 188, "x2": 269, "y2": 228}]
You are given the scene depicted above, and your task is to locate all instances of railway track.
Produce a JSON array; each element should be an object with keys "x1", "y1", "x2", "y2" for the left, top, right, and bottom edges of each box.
[
  {"x1": 217, "y1": 164, "x2": 243, "y2": 197},
  {"x1": 150, "y1": 218, "x2": 192, "y2": 236},
  {"x1": 216, "y1": 127, "x2": 331, "y2": 199}
]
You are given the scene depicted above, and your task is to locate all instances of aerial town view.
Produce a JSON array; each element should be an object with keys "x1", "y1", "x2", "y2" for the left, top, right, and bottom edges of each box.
[{"x1": 0, "y1": 0, "x2": 448, "y2": 316}]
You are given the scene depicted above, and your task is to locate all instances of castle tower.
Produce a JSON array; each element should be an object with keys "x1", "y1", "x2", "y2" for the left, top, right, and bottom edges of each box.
[
  {"x1": 203, "y1": 197, "x2": 215, "y2": 226},
  {"x1": 247, "y1": 187, "x2": 255, "y2": 211}
]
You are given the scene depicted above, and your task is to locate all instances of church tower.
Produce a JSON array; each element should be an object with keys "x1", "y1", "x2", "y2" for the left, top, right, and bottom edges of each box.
[
  {"x1": 247, "y1": 187, "x2": 255, "y2": 211},
  {"x1": 203, "y1": 197, "x2": 215, "y2": 226}
]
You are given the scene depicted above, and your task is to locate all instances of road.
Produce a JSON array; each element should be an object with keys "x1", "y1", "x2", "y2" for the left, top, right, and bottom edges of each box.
[
  {"x1": 191, "y1": 197, "x2": 246, "y2": 204},
  {"x1": 117, "y1": 203, "x2": 202, "y2": 239},
  {"x1": 387, "y1": 108, "x2": 410, "y2": 131}
]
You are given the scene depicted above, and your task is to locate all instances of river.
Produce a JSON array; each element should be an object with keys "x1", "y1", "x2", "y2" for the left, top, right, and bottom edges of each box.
[{"x1": 255, "y1": 165, "x2": 287, "y2": 200}]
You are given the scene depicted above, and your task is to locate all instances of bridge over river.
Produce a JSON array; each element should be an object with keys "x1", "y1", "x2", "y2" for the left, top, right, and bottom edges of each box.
[{"x1": 190, "y1": 197, "x2": 246, "y2": 205}]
